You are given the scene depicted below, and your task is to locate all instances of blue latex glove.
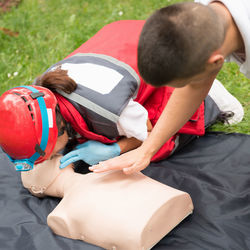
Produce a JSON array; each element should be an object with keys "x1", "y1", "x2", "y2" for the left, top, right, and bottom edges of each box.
[{"x1": 59, "y1": 140, "x2": 121, "y2": 169}]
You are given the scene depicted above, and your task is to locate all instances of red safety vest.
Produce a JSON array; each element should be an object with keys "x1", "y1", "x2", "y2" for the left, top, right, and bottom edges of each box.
[{"x1": 56, "y1": 20, "x2": 205, "y2": 162}]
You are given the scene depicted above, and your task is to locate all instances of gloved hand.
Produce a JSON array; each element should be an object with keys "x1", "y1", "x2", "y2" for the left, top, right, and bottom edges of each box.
[{"x1": 59, "y1": 140, "x2": 121, "y2": 169}]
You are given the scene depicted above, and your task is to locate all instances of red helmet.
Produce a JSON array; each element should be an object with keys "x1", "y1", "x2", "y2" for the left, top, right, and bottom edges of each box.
[{"x1": 0, "y1": 85, "x2": 58, "y2": 171}]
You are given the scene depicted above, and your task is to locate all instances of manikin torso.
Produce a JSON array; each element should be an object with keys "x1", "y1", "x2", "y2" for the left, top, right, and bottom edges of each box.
[{"x1": 21, "y1": 155, "x2": 193, "y2": 250}]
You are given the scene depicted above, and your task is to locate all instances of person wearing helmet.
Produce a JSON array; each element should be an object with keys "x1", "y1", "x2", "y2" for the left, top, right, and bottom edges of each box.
[
  {"x1": 0, "y1": 82, "x2": 153, "y2": 171},
  {"x1": 0, "y1": 20, "x2": 243, "y2": 172},
  {"x1": 0, "y1": 86, "x2": 59, "y2": 171}
]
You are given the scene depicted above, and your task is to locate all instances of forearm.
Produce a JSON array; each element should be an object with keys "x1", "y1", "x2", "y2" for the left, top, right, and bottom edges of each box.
[
  {"x1": 117, "y1": 119, "x2": 152, "y2": 154},
  {"x1": 140, "y1": 80, "x2": 214, "y2": 158},
  {"x1": 117, "y1": 137, "x2": 143, "y2": 154}
]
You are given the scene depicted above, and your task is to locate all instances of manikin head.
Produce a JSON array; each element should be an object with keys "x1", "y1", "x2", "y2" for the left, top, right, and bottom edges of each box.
[
  {"x1": 138, "y1": 2, "x2": 227, "y2": 87},
  {"x1": 0, "y1": 85, "x2": 69, "y2": 171}
]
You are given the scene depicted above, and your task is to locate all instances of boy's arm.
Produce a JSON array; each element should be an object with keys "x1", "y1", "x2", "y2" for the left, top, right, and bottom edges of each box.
[
  {"x1": 117, "y1": 118, "x2": 153, "y2": 154},
  {"x1": 89, "y1": 78, "x2": 214, "y2": 174}
]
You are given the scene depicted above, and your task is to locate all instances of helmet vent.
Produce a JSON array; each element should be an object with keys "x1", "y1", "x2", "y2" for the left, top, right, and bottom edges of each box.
[
  {"x1": 28, "y1": 104, "x2": 32, "y2": 111},
  {"x1": 27, "y1": 104, "x2": 34, "y2": 120},
  {"x1": 21, "y1": 96, "x2": 28, "y2": 102},
  {"x1": 14, "y1": 93, "x2": 35, "y2": 121}
]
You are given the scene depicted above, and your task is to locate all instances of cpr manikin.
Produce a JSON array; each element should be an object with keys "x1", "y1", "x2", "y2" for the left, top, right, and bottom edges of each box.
[{"x1": 21, "y1": 155, "x2": 193, "y2": 250}]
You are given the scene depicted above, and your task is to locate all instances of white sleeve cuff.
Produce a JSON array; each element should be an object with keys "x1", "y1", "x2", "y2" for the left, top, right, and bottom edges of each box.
[{"x1": 117, "y1": 99, "x2": 148, "y2": 141}]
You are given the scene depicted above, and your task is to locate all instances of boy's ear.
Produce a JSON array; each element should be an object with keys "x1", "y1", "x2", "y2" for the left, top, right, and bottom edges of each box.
[{"x1": 207, "y1": 52, "x2": 224, "y2": 69}]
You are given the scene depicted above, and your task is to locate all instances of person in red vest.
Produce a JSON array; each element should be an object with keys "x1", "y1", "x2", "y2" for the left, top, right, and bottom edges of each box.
[{"x1": 0, "y1": 20, "x2": 242, "y2": 172}]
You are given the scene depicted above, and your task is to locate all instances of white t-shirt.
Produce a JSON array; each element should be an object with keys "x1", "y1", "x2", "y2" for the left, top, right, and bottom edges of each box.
[
  {"x1": 117, "y1": 99, "x2": 148, "y2": 141},
  {"x1": 195, "y1": 0, "x2": 250, "y2": 78}
]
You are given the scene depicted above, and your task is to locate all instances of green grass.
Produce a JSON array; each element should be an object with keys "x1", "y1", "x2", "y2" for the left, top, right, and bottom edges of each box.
[
  {"x1": 209, "y1": 63, "x2": 250, "y2": 134},
  {"x1": 0, "y1": 0, "x2": 249, "y2": 134}
]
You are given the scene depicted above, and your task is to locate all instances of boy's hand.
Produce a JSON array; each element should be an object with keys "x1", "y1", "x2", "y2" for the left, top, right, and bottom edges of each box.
[
  {"x1": 89, "y1": 146, "x2": 151, "y2": 174},
  {"x1": 59, "y1": 141, "x2": 121, "y2": 169}
]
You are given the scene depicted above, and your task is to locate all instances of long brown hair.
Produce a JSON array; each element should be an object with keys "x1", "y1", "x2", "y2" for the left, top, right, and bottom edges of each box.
[{"x1": 35, "y1": 67, "x2": 77, "y2": 94}]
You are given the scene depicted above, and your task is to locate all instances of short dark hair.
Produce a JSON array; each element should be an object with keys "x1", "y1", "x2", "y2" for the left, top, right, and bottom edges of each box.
[{"x1": 138, "y1": 2, "x2": 225, "y2": 86}]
